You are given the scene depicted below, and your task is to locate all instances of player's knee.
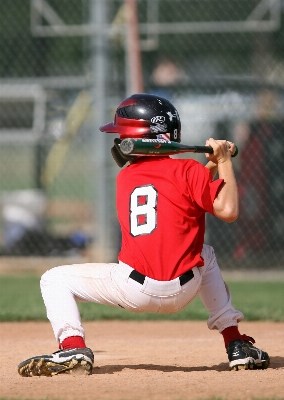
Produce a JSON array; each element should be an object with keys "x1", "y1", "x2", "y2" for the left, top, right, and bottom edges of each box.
[{"x1": 40, "y1": 266, "x2": 65, "y2": 287}]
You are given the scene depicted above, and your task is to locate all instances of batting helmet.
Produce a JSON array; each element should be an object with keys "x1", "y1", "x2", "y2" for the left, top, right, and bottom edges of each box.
[{"x1": 99, "y1": 93, "x2": 181, "y2": 142}]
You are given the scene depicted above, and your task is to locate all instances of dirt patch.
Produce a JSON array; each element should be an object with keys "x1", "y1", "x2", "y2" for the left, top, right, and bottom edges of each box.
[{"x1": 0, "y1": 321, "x2": 283, "y2": 400}]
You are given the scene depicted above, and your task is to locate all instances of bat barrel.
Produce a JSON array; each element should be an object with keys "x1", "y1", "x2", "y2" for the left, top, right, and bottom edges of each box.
[
  {"x1": 120, "y1": 138, "x2": 183, "y2": 155},
  {"x1": 120, "y1": 138, "x2": 214, "y2": 156}
]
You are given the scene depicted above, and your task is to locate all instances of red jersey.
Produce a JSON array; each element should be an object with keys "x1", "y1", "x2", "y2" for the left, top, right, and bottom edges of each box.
[{"x1": 116, "y1": 156, "x2": 223, "y2": 281}]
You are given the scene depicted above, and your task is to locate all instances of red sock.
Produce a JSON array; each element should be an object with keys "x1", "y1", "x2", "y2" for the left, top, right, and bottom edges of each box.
[
  {"x1": 60, "y1": 336, "x2": 87, "y2": 350},
  {"x1": 221, "y1": 326, "x2": 242, "y2": 348}
]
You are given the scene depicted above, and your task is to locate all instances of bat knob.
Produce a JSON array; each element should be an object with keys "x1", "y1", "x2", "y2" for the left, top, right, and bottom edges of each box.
[{"x1": 232, "y1": 145, "x2": 238, "y2": 158}]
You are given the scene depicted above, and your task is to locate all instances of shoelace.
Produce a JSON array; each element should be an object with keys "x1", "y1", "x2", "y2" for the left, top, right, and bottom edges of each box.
[{"x1": 241, "y1": 334, "x2": 255, "y2": 344}]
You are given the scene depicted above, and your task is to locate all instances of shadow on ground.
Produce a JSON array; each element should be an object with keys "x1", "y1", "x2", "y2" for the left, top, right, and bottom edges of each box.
[{"x1": 93, "y1": 356, "x2": 284, "y2": 375}]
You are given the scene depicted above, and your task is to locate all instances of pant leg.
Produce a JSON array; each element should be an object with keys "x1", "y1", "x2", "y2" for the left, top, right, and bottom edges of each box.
[
  {"x1": 40, "y1": 261, "x2": 160, "y2": 344},
  {"x1": 198, "y1": 244, "x2": 244, "y2": 332},
  {"x1": 40, "y1": 262, "x2": 123, "y2": 343}
]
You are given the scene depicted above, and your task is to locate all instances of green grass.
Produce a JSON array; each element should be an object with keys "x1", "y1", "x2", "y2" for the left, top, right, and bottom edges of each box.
[{"x1": 0, "y1": 275, "x2": 283, "y2": 322}]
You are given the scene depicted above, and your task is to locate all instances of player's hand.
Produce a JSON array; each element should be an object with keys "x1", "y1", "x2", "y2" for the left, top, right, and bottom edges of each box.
[
  {"x1": 205, "y1": 138, "x2": 236, "y2": 164},
  {"x1": 226, "y1": 141, "x2": 237, "y2": 157}
]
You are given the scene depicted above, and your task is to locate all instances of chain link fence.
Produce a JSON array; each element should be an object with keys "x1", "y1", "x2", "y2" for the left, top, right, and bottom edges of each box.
[{"x1": 0, "y1": 0, "x2": 284, "y2": 268}]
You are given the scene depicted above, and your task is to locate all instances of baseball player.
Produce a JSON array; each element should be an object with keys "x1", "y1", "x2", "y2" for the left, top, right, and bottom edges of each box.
[{"x1": 18, "y1": 94, "x2": 269, "y2": 377}]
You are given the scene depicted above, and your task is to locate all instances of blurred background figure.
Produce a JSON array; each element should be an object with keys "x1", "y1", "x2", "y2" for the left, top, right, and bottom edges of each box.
[
  {"x1": 1, "y1": 190, "x2": 47, "y2": 251},
  {"x1": 0, "y1": 189, "x2": 92, "y2": 257},
  {"x1": 151, "y1": 59, "x2": 189, "y2": 87},
  {"x1": 231, "y1": 90, "x2": 284, "y2": 261}
]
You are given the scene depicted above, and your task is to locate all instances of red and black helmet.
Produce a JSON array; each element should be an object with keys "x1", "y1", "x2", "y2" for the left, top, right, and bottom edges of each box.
[{"x1": 99, "y1": 93, "x2": 181, "y2": 142}]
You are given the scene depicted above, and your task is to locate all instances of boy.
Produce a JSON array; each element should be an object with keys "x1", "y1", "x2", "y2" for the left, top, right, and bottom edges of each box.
[{"x1": 18, "y1": 94, "x2": 269, "y2": 377}]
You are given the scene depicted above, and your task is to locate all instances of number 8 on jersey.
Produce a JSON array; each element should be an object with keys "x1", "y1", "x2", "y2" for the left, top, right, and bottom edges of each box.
[{"x1": 130, "y1": 185, "x2": 158, "y2": 236}]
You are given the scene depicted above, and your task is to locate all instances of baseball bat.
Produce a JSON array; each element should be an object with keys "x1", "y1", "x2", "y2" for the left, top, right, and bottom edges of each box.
[{"x1": 120, "y1": 138, "x2": 213, "y2": 156}]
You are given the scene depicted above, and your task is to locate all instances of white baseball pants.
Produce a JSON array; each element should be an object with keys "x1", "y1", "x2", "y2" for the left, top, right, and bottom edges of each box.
[{"x1": 40, "y1": 244, "x2": 244, "y2": 344}]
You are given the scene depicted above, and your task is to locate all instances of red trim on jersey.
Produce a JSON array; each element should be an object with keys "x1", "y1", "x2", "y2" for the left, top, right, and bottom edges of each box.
[{"x1": 116, "y1": 156, "x2": 223, "y2": 281}]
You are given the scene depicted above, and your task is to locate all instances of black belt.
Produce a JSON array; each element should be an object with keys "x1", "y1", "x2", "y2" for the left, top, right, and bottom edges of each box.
[{"x1": 129, "y1": 269, "x2": 194, "y2": 286}]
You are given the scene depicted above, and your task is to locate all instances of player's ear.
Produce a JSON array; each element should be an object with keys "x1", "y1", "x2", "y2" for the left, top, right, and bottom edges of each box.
[{"x1": 111, "y1": 138, "x2": 137, "y2": 167}]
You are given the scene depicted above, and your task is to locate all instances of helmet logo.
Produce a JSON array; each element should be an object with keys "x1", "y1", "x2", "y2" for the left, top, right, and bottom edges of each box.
[
  {"x1": 151, "y1": 116, "x2": 165, "y2": 124},
  {"x1": 150, "y1": 123, "x2": 167, "y2": 133},
  {"x1": 150, "y1": 116, "x2": 167, "y2": 133},
  {"x1": 166, "y1": 111, "x2": 177, "y2": 121}
]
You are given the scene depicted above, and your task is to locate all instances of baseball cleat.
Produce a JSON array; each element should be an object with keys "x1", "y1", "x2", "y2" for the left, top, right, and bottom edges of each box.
[
  {"x1": 18, "y1": 347, "x2": 94, "y2": 377},
  {"x1": 227, "y1": 338, "x2": 270, "y2": 371}
]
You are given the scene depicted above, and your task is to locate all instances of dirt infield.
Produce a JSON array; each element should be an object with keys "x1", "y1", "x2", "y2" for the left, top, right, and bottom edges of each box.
[{"x1": 0, "y1": 321, "x2": 283, "y2": 400}]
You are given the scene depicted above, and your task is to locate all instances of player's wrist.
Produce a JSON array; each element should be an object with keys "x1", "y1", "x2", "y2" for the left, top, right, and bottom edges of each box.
[{"x1": 217, "y1": 156, "x2": 233, "y2": 165}]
